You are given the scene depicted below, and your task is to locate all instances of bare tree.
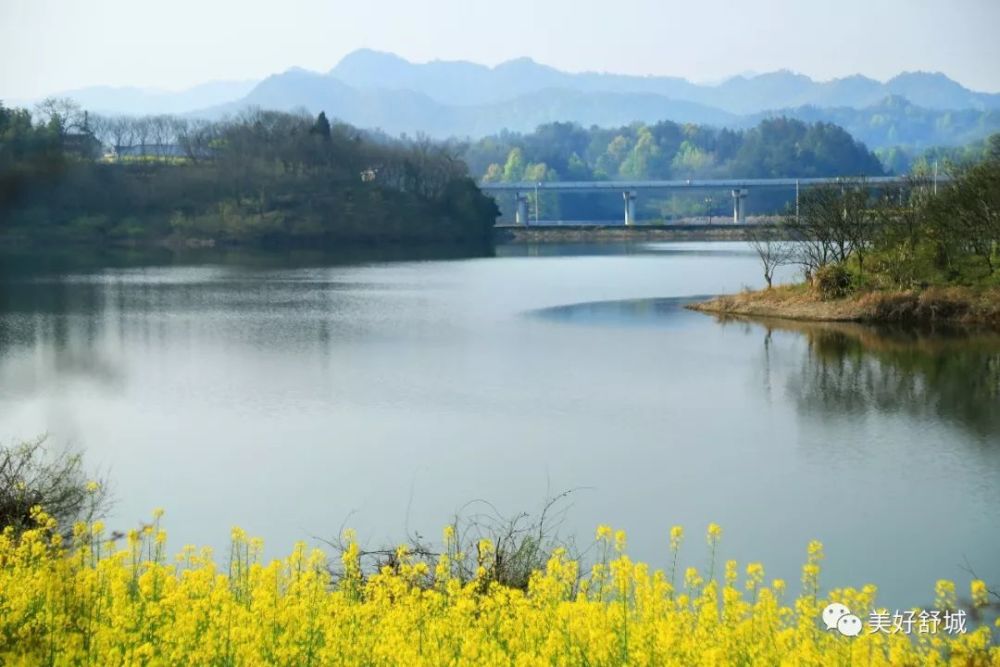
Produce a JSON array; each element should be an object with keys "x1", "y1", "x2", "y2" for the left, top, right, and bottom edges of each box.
[
  {"x1": 786, "y1": 187, "x2": 836, "y2": 273},
  {"x1": 785, "y1": 179, "x2": 875, "y2": 275},
  {"x1": 132, "y1": 116, "x2": 152, "y2": 156},
  {"x1": 840, "y1": 178, "x2": 876, "y2": 275},
  {"x1": 87, "y1": 114, "x2": 114, "y2": 156},
  {"x1": 110, "y1": 116, "x2": 137, "y2": 159},
  {"x1": 147, "y1": 115, "x2": 187, "y2": 158},
  {"x1": 177, "y1": 118, "x2": 216, "y2": 163},
  {"x1": 33, "y1": 97, "x2": 86, "y2": 137},
  {"x1": 746, "y1": 224, "x2": 795, "y2": 288}
]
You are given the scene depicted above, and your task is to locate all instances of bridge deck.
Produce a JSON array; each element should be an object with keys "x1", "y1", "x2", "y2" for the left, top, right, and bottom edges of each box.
[{"x1": 480, "y1": 176, "x2": 925, "y2": 193}]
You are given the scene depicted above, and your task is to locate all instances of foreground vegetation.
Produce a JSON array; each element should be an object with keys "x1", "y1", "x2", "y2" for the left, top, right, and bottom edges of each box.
[
  {"x1": 2, "y1": 442, "x2": 997, "y2": 664},
  {"x1": 1, "y1": 508, "x2": 997, "y2": 666},
  {"x1": 0, "y1": 437, "x2": 110, "y2": 536}
]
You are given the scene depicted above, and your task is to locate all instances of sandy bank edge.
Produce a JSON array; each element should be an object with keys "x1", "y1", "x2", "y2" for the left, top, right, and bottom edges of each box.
[{"x1": 686, "y1": 285, "x2": 1000, "y2": 327}]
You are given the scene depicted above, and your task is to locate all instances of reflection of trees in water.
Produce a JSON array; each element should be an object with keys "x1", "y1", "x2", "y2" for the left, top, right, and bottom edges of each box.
[
  {"x1": 0, "y1": 277, "x2": 124, "y2": 393},
  {"x1": 0, "y1": 272, "x2": 363, "y2": 348},
  {"x1": 1, "y1": 246, "x2": 472, "y2": 393},
  {"x1": 782, "y1": 322, "x2": 1000, "y2": 440},
  {"x1": 0, "y1": 245, "x2": 491, "y2": 284}
]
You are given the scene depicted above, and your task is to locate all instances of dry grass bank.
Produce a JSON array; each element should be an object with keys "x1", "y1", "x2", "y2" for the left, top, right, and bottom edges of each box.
[{"x1": 688, "y1": 284, "x2": 1000, "y2": 327}]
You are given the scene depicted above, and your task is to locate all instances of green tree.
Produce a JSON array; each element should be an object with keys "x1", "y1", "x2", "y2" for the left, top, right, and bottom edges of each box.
[
  {"x1": 310, "y1": 111, "x2": 332, "y2": 141},
  {"x1": 0, "y1": 104, "x2": 499, "y2": 245},
  {"x1": 565, "y1": 153, "x2": 590, "y2": 180},
  {"x1": 502, "y1": 148, "x2": 525, "y2": 182},
  {"x1": 522, "y1": 162, "x2": 558, "y2": 219},
  {"x1": 930, "y1": 159, "x2": 1000, "y2": 277},
  {"x1": 482, "y1": 163, "x2": 504, "y2": 183},
  {"x1": 592, "y1": 135, "x2": 631, "y2": 179},
  {"x1": 671, "y1": 140, "x2": 713, "y2": 176},
  {"x1": 619, "y1": 126, "x2": 664, "y2": 179},
  {"x1": 988, "y1": 134, "x2": 1000, "y2": 163}
]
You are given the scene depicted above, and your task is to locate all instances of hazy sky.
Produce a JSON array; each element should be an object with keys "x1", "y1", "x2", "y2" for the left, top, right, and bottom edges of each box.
[{"x1": 2, "y1": 0, "x2": 999, "y2": 99}]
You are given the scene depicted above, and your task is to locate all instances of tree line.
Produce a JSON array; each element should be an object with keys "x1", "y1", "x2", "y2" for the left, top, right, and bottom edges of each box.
[
  {"x1": 468, "y1": 118, "x2": 884, "y2": 182},
  {"x1": 876, "y1": 135, "x2": 1000, "y2": 178},
  {"x1": 0, "y1": 100, "x2": 499, "y2": 246},
  {"x1": 461, "y1": 118, "x2": 887, "y2": 221}
]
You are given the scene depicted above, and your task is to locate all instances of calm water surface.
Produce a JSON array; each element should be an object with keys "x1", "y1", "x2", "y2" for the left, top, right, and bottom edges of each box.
[{"x1": 1, "y1": 242, "x2": 997, "y2": 610}]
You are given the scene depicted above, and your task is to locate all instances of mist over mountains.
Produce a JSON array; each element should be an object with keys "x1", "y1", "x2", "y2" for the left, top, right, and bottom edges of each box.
[
  {"x1": 326, "y1": 50, "x2": 1000, "y2": 112},
  {"x1": 30, "y1": 49, "x2": 1000, "y2": 149},
  {"x1": 18, "y1": 80, "x2": 259, "y2": 117}
]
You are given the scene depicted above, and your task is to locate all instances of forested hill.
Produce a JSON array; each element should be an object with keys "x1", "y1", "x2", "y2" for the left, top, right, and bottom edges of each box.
[
  {"x1": 464, "y1": 118, "x2": 886, "y2": 184},
  {"x1": 0, "y1": 102, "x2": 499, "y2": 246},
  {"x1": 1, "y1": 99, "x2": 921, "y2": 243}
]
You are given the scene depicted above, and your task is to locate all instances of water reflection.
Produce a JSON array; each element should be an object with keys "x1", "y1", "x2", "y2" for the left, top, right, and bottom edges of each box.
[
  {"x1": 712, "y1": 315, "x2": 1000, "y2": 442},
  {"x1": 0, "y1": 243, "x2": 490, "y2": 379},
  {"x1": 537, "y1": 297, "x2": 1000, "y2": 442},
  {"x1": 0, "y1": 244, "x2": 494, "y2": 279}
]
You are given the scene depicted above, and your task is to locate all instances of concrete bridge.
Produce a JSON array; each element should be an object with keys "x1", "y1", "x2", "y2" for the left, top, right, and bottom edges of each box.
[{"x1": 479, "y1": 176, "x2": 934, "y2": 226}]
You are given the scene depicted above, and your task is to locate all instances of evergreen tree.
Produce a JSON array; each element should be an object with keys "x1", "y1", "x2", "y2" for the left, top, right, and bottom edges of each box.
[{"x1": 311, "y1": 111, "x2": 332, "y2": 141}]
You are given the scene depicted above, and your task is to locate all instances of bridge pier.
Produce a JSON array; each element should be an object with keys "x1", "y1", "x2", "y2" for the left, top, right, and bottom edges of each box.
[
  {"x1": 623, "y1": 191, "x2": 637, "y2": 226},
  {"x1": 795, "y1": 179, "x2": 800, "y2": 222},
  {"x1": 731, "y1": 188, "x2": 748, "y2": 224},
  {"x1": 515, "y1": 193, "x2": 529, "y2": 226},
  {"x1": 480, "y1": 178, "x2": 926, "y2": 226}
]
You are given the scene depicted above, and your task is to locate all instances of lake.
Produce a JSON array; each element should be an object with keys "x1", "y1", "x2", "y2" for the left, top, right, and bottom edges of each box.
[{"x1": 1, "y1": 241, "x2": 997, "y2": 611}]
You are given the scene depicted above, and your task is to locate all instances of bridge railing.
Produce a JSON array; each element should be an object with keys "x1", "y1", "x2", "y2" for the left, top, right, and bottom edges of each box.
[{"x1": 480, "y1": 176, "x2": 943, "y2": 226}]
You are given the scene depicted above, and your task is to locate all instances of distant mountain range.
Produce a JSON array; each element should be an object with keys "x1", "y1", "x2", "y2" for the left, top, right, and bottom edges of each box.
[
  {"x1": 325, "y1": 50, "x2": 1000, "y2": 113},
  {"x1": 21, "y1": 49, "x2": 1000, "y2": 149},
  {"x1": 221, "y1": 68, "x2": 739, "y2": 135},
  {"x1": 24, "y1": 79, "x2": 259, "y2": 116}
]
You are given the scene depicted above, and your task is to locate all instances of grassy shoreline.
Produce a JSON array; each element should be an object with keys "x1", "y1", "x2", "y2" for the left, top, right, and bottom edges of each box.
[{"x1": 688, "y1": 283, "x2": 1000, "y2": 327}]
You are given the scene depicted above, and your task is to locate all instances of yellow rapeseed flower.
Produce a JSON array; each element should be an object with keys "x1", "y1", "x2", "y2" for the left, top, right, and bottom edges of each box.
[
  {"x1": 0, "y1": 514, "x2": 995, "y2": 666},
  {"x1": 669, "y1": 525, "x2": 684, "y2": 556},
  {"x1": 707, "y1": 523, "x2": 722, "y2": 543},
  {"x1": 935, "y1": 579, "x2": 957, "y2": 610},
  {"x1": 971, "y1": 580, "x2": 989, "y2": 608}
]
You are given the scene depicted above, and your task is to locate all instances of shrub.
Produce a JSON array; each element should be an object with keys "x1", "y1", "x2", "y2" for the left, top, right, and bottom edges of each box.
[
  {"x1": 0, "y1": 436, "x2": 110, "y2": 535},
  {"x1": 327, "y1": 491, "x2": 578, "y2": 591},
  {"x1": 812, "y1": 263, "x2": 855, "y2": 300}
]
